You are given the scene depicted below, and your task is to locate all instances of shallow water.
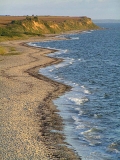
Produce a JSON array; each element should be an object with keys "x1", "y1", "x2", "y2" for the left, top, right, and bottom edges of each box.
[{"x1": 30, "y1": 23, "x2": 120, "y2": 160}]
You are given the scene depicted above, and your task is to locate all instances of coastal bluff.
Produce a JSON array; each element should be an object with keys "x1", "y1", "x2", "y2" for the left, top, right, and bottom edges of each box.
[{"x1": 0, "y1": 16, "x2": 100, "y2": 39}]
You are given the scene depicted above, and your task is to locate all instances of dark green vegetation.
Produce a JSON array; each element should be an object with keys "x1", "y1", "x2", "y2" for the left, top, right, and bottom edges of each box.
[{"x1": 0, "y1": 16, "x2": 100, "y2": 41}]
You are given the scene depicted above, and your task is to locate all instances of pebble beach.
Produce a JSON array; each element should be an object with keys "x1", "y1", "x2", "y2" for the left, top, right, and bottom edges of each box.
[{"x1": 0, "y1": 36, "x2": 81, "y2": 160}]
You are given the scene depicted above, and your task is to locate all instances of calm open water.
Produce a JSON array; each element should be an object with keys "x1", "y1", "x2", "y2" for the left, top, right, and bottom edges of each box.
[{"x1": 30, "y1": 23, "x2": 120, "y2": 160}]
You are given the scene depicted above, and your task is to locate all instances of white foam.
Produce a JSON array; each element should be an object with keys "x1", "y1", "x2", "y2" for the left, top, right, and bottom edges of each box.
[
  {"x1": 84, "y1": 89, "x2": 91, "y2": 94},
  {"x1": 49, "y1": 69, "x2": 53, "y2": 72},
  {"x1": 78, "y1": 110, "x2": 84, "y2": 116},
  {"x1": 76, "y1": 124, "x2": 85, "y2": 129},
  {"x1": 108, "y1": 142, "x2": 120, "y2": 153},
  {"x1": 81, "y1": 85, "x2": 91, "y2": 94},
  {"x1": 55, "y1": 63, "x2": 67, "y2": 68},
  {"x1": 71, "y1": 37, "x2": 79, "y2": 40},
  {"x1": 72, "y1": 116, "x2": 80, "y2": 122},
  {"x1": 82, "y1": 31, "x2": 91, "y2": 34},
  {"x1": 69, "y1": 97, "x2": 89, "y2": 105},
  {"x1": 62, "y1": 49, "x2": 68, "y2": 53},
  {"x1": 72, "y1": 116, "x2": 85, "y2": 129},
  {"x1": 28, "y1": 42, "x2": 37, "y2": 47},
  {"x1": 54, "y1": 58, "x2": 75, "y2": 69}
]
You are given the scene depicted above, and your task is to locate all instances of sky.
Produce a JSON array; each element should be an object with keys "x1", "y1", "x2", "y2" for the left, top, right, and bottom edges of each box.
[{"x1": 0, "y1": 0, "x2": 120, "y2": 20}]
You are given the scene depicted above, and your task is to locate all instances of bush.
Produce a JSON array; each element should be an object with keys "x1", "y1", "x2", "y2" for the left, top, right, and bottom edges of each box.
[
  {"x1": 33, "y1": 16, "x2": 39, "y2": 22},
  {"x1": 0, "y1": 28, "x2": 13, "y2": 37},
  {"x1": 26, "y1": 16, "x2": 32, "y2": 21},
  {"x1": 11, "y1": 20, "x2": 22, "y2": 25},
  {"x1": 0, "y1": 27, "x2": 2, "y2": 36},
  {"x1": 24, "y1": 31, "x2": 41, "y2": 36},
  {"x1": 0, "y1": 27, "x2": 22, "y2": 37}
]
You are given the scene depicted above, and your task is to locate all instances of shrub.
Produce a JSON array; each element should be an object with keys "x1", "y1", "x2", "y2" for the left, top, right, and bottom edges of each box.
[
  {"x1": 11, "y1": 20, "x2": 22, "y2": 25},
  {"x1": 26, "y1": 16, "x2": 32, "y2": 21},
  {"x1": 33, "y1": 16, "x2": 39, "y2": 22}
]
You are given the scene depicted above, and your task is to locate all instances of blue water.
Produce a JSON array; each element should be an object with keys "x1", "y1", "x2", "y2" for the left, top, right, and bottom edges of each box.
[{"x1": 30, "y1": 23, "x2": 120, "y2": 160}]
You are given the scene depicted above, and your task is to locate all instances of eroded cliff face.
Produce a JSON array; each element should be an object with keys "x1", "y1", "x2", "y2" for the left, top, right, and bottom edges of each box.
[
  {"x1": 21, "y1": 16, "x2": 99, "y2": 34},
  {"x1": 0, "y1": 16, "x2": 100, "y2": 39}
]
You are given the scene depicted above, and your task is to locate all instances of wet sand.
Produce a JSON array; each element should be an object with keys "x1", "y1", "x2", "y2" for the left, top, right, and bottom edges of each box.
[{"x1": 0, "y1": 36, "x2": 81, "y2": 160}]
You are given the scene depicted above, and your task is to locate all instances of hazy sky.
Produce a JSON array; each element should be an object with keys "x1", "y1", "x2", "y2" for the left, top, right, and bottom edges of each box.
[{"x1": 0, "y1": 0, "x2": 120, "y2": 19}]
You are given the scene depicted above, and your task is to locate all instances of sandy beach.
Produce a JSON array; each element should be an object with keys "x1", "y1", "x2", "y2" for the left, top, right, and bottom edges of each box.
[{"x1": 0, "y1": 36, "x2": 81, "y2": 160}]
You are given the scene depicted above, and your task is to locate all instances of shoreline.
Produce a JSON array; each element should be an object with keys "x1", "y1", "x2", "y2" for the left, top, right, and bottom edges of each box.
[{"x1": 0, "y1": 36, "x2": 81, "y2": 159}]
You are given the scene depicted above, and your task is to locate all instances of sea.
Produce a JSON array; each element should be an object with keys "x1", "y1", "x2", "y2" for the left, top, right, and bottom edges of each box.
[{"x1": 29, "y1": 23, "x2": 120, "y2": 160}]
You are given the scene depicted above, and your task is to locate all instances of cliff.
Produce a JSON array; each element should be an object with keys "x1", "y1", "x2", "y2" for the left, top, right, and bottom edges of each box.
[{"x1": 0, "y1": 16, "x2": 100, "y2": 39}]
